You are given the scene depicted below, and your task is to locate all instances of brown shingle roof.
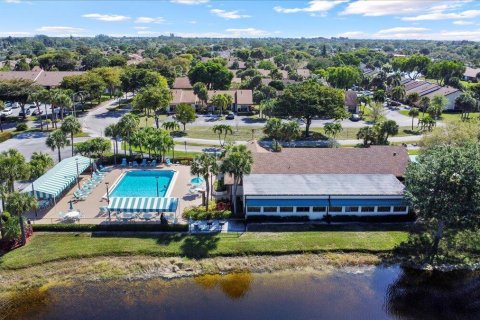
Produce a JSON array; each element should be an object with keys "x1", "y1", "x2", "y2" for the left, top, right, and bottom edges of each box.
[
  {"x1": 36, "y1": 71, "x2": 84, "y2": 87},
  {"x1": 0, "y1": 71, "x2": 40, "y2": 82},
  {"x1": 173, "y1": 77, "x2": 193, "y2": 89},
  {"x1": 464, "y1": 67, "x2": 480, "y2": 78},
  {"x1": 422, "y1": 86, "x2": 459, "y2": 99},
  {"x1": 171, "y1": 89, "x2": 198, "y2": 105},
  {"x1": 250, "y1": 145, "x2": 409, "y2": 178}
]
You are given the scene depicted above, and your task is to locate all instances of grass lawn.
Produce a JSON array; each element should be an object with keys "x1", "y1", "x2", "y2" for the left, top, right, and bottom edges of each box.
[
  {"x1": 185, "y1": 126, "x2": 263, "y2": 141},
  {"x1": 0, "y1": 230, "x2": 408, "y2": 270}
]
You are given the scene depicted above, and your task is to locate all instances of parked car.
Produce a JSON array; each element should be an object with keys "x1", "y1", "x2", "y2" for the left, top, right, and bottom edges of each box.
[
  {"x1": 9, "y1": 102, "x2": 20, "y2": 109},
  {"x1": 28, "y1": 105, "x2": 37, "y2": 109},
  {"x1": 226, "y1": 112, "x2": 235, "y2": 120},
  {"x1": 32, "y1": 109, "x2": 44, "y2": 116},
  {"x1": 1, "y1": 107, "x2": 13, "y2": 116},
  {"x1": 350, "y1": 114, "x2": 361, "y2": 122},
  {"x1": 19, "y1": 109, "x2": 31, "y2": 117}
]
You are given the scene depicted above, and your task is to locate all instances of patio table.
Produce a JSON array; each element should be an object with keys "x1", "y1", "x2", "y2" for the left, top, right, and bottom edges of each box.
[{"x1": 64, "y1": 211, "x2": 81, "y2": 221}]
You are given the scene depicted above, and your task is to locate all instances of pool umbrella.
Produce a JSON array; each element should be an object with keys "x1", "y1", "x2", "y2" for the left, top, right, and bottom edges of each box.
[{"x1": 191, "y1": 177, "x2": 204, "y2": 185}]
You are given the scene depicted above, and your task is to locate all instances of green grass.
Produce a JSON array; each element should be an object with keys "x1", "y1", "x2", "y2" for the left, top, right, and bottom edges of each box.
[
  {"x1": 185, "y1": 126, "x2": 263, "y2": 141},
  {"x1": 0, "y1": 230, "x2": 408, "y2": 270}
]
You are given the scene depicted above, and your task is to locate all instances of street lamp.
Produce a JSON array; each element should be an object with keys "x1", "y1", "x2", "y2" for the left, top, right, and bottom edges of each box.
[
  {"x1": 105, "y1": 182, "x2": 110, "y2": 203},
  {"x1": 75, "y1": 157, "x2": 80, "y2": 190}
]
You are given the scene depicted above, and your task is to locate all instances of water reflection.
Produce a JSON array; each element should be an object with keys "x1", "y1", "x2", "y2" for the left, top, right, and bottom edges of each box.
[
  {"x1": 386, "y1": 269, "x2": 480, "y2": 319},
  {"x1": 194, "y1": 272, "x2": 253, "y2": 299}
]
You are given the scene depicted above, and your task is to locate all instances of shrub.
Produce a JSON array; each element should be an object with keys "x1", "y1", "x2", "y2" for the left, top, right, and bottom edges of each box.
[
  {"x1": 183, "y1": 202, "x2": 232, "y2": 221},
  {"x1": 15, "y1": 123, "x2": 28, "y2": 131},
  {"x1": 3, "y1": 216, "x2": 21, "y2": 240},
  {"x1": 0, "y1": 131, "x2": 12, "y2": 143},
  {"x1": 1, "y1": 211, "x2": 11, "y2": 222},
  {"x1": 31, "y1": 223, "x2": 188, "y2": 232}
]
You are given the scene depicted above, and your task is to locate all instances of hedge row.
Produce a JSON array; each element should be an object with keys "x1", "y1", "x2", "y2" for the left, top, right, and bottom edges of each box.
[{"x1": 32, "y1": 223, "x2": 188, "y2": 232}]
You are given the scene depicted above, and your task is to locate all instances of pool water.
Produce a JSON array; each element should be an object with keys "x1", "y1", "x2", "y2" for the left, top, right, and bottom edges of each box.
[{"x1": 110, "y1": 170, "x2": 175, "y2": 197}]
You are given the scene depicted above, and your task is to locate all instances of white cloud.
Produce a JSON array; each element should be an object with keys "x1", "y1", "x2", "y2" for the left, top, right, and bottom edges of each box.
[
  {"x1": 36, "y1": 26, "x2": 84, "y2": 34},
  {"x1": 210, "y1": 9, "x2": 250, "y2": 19},
  {"x1": 453, "y1": 20, "x2": 475, "y2": 25},
  {"x1": 225, "y1": 28, "x2": 270, "y2": 37},
  {"x1": 189, "y1": 20, "x2": 197, "y2": 24},
  {"x1": 4, "y1": 0, "x2": 22, "y2": 3},
  {"x1": 135, "y1": 16, "x2": 165, "y2": 24},
  {"x1": 170, "y1": 0, "x2": 209, "y2": 4},
  {"x1": 82, "y1": 13, "x2": 131, "y2": 22},
  {"x1": 0, "y1": 31, "x2": 31, "y2": 36},
  {"x1": 134, "y1": 26, "x2": 150, "y2": 30},
  {"x1": 341, "y1": 1, "x2": 455, "y2": 17},
  {"x1": 402, "y1": 9, "x2": 480, "y2": 21},
  {"x1": 377, "y1": 27, "x2": 429, "y2": 34},
  {"x1": 274, "y1": 1, "x2": 346, "y2": 14}
]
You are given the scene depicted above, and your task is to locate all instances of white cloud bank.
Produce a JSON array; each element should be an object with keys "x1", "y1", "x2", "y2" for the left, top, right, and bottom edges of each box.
[
  {"x1": 82, "y1": 13, "x2": 131, "y2": 22},
  {"x1": 210, "y1": 9, "x2": 250, "y2": 19}
]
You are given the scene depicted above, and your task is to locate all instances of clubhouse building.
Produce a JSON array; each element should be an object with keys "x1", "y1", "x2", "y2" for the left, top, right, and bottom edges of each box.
[{"x1": 232, "y1": 143, "x2": 410, "y2": 220}]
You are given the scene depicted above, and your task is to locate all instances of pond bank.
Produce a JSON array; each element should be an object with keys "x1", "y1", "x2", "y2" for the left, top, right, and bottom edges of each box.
[{"x1": 0, "y1": 252, "x2": 385, "y2": 292}]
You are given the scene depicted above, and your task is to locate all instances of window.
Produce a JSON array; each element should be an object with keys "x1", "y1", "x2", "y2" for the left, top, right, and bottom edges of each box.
[
  {"x1": 329, "y1": 206, "x2": 343, "y2": 212},
  {"x1": 345, "y1": 206, "x2": 359, "y2": 213},
  {"x1": 279, "y1": 207, "x2": 294, "y2": 212},
  {"x1": 377, "y1": 206, "x2": 391, "y2": 212},
  {"x1": 361, "y1": 206, "x2": 375, "y2": 212},
  {"x1": 312, "y1": 206, "x2": 326, "y2": 212},
  {"x1": 248, "y1": 207, "x2": 261, "y2": 212},
  {"x1": 263, "y1": 207, "x2": 277, "y2": 213},
  {"x1": 393, "y1": 206, "x2": 407, "y2": 212},
  {"x1": 296, "y1": 207, "x2": 310, "y2": 212}
]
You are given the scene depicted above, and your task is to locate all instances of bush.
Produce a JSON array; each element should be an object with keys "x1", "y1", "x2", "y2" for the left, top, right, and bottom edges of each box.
[
  {"x1": 183, "y1": 202, "x2": 232, "y2": 221},
  {"x1": 15, "y1": 123, "x2": 28, "y2": 131},
  {"x1": 32, "y1": 223, "x2": 188, "y2": 232},
  {"x1": 0, "y1": 131, "x2": 12, "y2": 143},
  {"x1": 1, "y1": 211, "x2": 11, "y2": 222}
]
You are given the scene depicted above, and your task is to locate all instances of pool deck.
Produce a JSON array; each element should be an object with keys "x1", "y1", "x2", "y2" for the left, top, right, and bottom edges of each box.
[{"x1": 26, "y1": 164, "x2": 203, "y2": 224}]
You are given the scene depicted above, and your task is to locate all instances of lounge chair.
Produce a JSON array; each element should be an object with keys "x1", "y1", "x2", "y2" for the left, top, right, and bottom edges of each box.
[
  {"x1": 95, "y1": 170, "x2": 107, "y2": 176},
  {"x1": 140, "y1": 159, "x2": 147, "y2": 167},
  {"x1": 165, "y1": 158, "x2": 172, "y2": 166},
  {"x1": 99, "y1": 165, "x2": 112, "y2": 172},
  {"x1": 150, "y1": 159, "x2": 157, "y2": 167},
  {"x1": 132, "y1": 161, "x2": 139, "y2": 168},
  {"x1": 120, "y1": 158, "x2": 127, "y2": 167},
  {"x1": 99, "y1": 206, "x2": 109, "y2": 214},
  {"x1": 73, "y1": 192, "x2": 86, "y2": 201}
]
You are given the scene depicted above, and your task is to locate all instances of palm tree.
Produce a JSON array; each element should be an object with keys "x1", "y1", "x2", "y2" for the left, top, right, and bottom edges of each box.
[
  {"x1": 212, "y1": 124, "x2": 233, "y2": 147},
  {"x1": 52, "y1": 92, "x2": 73, "y2": 121},
  {"x1": 191, "y1": 153, "x2": 217, "y2": 210},
  {"x1": 61, "y1": 116, "x2": 81, "y2": 156},
  {"x1": 105, "y1": 123, "x2": 121, "y2": 165},
  {"x1": 131, "y1": 129, "x2": 147, "y2": 158},
  {"x1": 6, "y1": 191, "x2": 37, "y2": 245},
  {"x1": 419, "y1": 96, "x2": 430, "y2": 116},
  {"x1": 29, "y1": 89, "x2": 49, "y2": 131},
  {"x1": 118, "y1": 113, "x2": 140, "y2": 156},
  {"x1": 221, "y1": 145, "x2": 253, "y2": 215},
  {"x1": 0, "y1": 149, "x2": 30, "y2": 193},
  {"x1": 211, "y1": 94, "x2": 229, "y2": 116},
  {"x1": 324, "y1": 122, "x2": 343, "y2": 139},
  {"x1": 29, "y1": 152, "x2": 54, "y2": 179},
  {"x1": 408, "y1": 107, "x2": 420, "y2": 131},
  {"x1": 46, "y1": 130, "x2": 69, "y2": 162},
  {"x1": 162, "y1": 121, "x2": 180, "y2": 132},
  {"x1": 391, "y1": 86, "x2": 406, "y2": 102}
]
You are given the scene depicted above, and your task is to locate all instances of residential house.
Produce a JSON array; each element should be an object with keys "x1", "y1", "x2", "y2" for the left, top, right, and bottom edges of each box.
[
  {"x1": 402, "y1": 79, "x2": 462, "y2": 111},
  {"x1": 0, "y1": 69, "x2": 84, "y2": 89},
  {"x1": 208, "y1": 89, "x2": 253, "y2": 112},
  {"x1": 345, "y1": 90, "x2": 359, "y2": 114},
  {"x1": 420, "y1": 86, "x2": 461, "y2": 111},
  {"x1": 169, "y1": 89, "x2": 198, "y2": 112},
  {"x1": 464, "y1": 67, "x2": 480, "y2": 82},
  {"x1": 172, "y1": 76, "x2": 193, "y2": 90}
]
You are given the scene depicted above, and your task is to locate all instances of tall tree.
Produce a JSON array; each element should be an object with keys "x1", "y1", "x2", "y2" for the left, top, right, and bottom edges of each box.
[
  {"x1": 211, "y1": 94, "x2": 230, "y2": 116},
  {"x1": 212, "y1": 124, "x2": 233, "y2": 147},
  {"x1": 118, "y1": 113, "x2": 140, "y2": 156},
  {"x1": 46, "y1": 130, "x2": 69, "y2": 162},
  {"x1": 193, "y1": 82, "x2": 209, "y2": 107},
  {"x1": 221, "y1": 145, "x2": 253, "y2": 215},
  {"x1": 405, "y1": 144, "x2": 480, "y2": 264},
  {"x1": 0, "y1": 149, "x2": 30, "y2": 193},
  {"x1": 408, "y1": 107, "x2": 420, "y2": 131},
  {"x1": 29, "y1": 152, "x2": 54, "y2": 179},
  {"x1": 132, "y1": 85, "x2": 172, "y2": 128},
  {"x1": 188, "y1": 60, "x2": 233, "y2": 90},
  {"x1": 455, "y1": 93, "x2": 477, "y2": 121},
  {"x1": 275, "y1": 80, "x2": 346, "y2": 137},
  {"x1": 175, "y1": 103, "x2": 196, "y2": 131},
  {"x1": 190, "y1": 153, "x2": 217, "y2": 210},
  {"x1": 324, "y1": 66, "x2": 361, "y2": 89},
  {"x1": 105, "y1": 123, "x2": 121, "y2": 165},
  {"x1": 324, "y1": 122, "x2": 343, "y2": 139},
  {"x1": 6, "y1": 192, "x2": 37, "y2": 245},
  {"x1": 61, "y1": 116, "x2": 81, "y2": 156},
  {"x1": 428, "y1": 95, "x2": 448, "y2": 120}
]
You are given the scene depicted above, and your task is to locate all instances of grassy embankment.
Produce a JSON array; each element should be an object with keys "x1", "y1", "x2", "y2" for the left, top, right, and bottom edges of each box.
[{"x1": 0, "y1": 229, "x2": 408, "y2": 270}]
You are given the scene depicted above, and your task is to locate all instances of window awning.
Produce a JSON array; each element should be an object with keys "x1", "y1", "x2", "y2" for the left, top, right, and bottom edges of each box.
[
  {"x1": 108, "y1": 197, "x2": 179, "y2": 213},
  {"x1": 330, "y1": 199, "x2": 407, "y2": 206},
  {"x1": 22, "y1": 156, "x2": 92, "y2": 199}
]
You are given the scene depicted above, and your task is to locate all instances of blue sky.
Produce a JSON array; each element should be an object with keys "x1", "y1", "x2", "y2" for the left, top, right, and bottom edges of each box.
[{"x1": 1, "y1": 0, "x2": 480, "y2": 40}]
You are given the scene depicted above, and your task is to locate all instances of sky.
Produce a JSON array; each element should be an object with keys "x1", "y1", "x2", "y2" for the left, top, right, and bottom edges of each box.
[{"x1": 1, "y1": 0, "x2": 480, "y2": 40}]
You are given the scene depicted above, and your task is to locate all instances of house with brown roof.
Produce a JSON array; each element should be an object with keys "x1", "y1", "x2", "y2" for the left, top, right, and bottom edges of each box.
[
  {"x1": 226, "y1": 143, "x2": 410, "y2": 220},
  {"x1": 0, "y1": 69, "x2": 84, "y2": 89},
  {"x1": 464, "y1": 67, "x2": 480, "y2": 82},
  {"x1": 168, "y1": 89, "x2": 254, "y2": 113},
  {"x1": 419, "y1": 86, "x2": 461, "y2": 111},
  {"x1": 402, "y1": 79, "x2": 461, "y2": 111},
  {"x1": 172, "y1": 77, "x2": 193, "y2": 90},
  {"x1": 345, "y1": 90, "x2": 358, "y2": 113}
]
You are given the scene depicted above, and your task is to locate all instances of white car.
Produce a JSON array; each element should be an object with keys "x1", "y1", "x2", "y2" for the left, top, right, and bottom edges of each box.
[{"x1": 1, "y1": 107, "x2": 12, "y2": 116}]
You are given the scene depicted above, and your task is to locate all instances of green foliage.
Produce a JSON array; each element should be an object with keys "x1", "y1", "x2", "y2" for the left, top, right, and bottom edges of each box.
[
  {"x1": 324, "y1": 66, "x2": 361, "y2": 89},
  {"x1": 75, "y1": 137, "x2": 111, "y2": 158},
  {"x1": 392, "y1": 54, "x2": 431, "y2": 79},
  {"x1": 183, "y1": 202, "x2": 232, "y2": 221},
  {"x1": 15, "y1": 123, "x2": 27, "y2": 131},
  {"x1": 421, "y1": 119, "x2": 480, "y2": 149},
  {"x1": 212, "y1": 124, "x2": 233, "y2": 147},
  {"x1": 428, "y1": 95, "x2": 447, "y2": 119},
  {"x1": 188, "y1": 60, "x2": 233, "y2": 90},
  {"x1": 428, "y1": 60, "x2": 465, "y2": 86},
  {"x1": 357, "y1": 120, "x2": 399, "y2": 146},
  {"x1": 324, "y1": 122, "x2": 343, "y2": 139},
  {"x1": 175, "y1": 103, "x2": 196, "y2": 131},
  {"x1": 29, "y1": 152, "x2": 54, "y2": 179},
  {"x1": 46, "y1": 129, "x2": 69, "y2": 162},
  {"x1": 263, "y1": 118, "x2": 300, "y2": 141}
]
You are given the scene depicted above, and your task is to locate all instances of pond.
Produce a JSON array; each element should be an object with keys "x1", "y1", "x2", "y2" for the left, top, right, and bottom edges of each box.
[{"x1": 2, "y1": 266, "x2": 480, "y2": 320}]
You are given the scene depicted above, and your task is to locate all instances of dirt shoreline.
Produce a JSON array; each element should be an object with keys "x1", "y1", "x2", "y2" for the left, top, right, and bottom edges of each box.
[{"x1": 0, "y1": 252, "x2": 386, "y2": 292}]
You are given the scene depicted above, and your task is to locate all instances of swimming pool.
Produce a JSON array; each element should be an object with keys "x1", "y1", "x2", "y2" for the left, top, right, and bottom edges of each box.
[{"x1": 110, "y1": 170, "x2": 176, "y2": 197}]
